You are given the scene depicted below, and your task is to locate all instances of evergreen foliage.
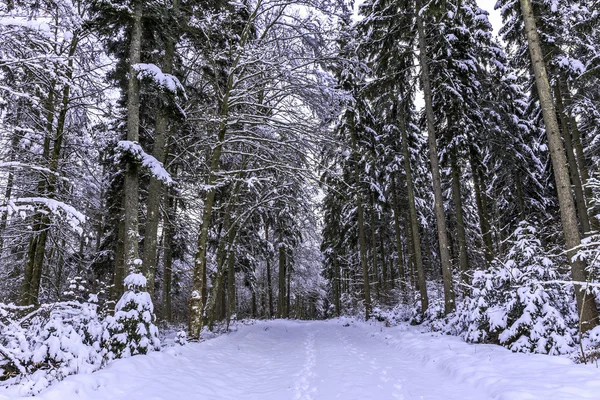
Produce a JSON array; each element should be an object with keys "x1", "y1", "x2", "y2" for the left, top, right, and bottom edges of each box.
[
  {"x1": 105, "y1": 273, "x2": 160, "y2": 359},
  {"x1": 449, "y1": 222, "x2": 576, "y2": 355}
]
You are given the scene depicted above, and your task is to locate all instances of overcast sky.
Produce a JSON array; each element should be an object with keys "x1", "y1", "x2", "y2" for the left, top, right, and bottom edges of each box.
[{"x1": 476, "y1": 0, "x2": 502, "y2": 35}]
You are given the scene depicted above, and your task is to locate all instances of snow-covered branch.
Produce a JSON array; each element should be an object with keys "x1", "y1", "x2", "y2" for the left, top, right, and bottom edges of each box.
[
  {"x1": 0, "y1": 197, "x2": 86, "y2": 234},
  {"x1": 116, "y1": 141, "x2": 174, "y2": 184},
  {"x1": 133, "y1": 63, "x2": 185, "y2": 96}
]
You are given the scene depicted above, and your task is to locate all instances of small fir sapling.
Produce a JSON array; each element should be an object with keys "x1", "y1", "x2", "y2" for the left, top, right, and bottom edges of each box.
[{"x1": 104, "y1": 273, "x2": 160, "y2": 359}]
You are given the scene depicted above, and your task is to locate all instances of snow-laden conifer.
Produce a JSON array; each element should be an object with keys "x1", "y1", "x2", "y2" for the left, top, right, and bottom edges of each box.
[
  {"x1": 451, "y1": 221, "x2": 576, "y2": 355},
  {"x1": 104, "y1": 273, "x2": 160, "y2": 359}
]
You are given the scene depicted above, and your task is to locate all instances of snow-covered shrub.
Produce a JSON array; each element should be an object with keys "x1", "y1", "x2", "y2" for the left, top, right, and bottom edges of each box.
[
  {"x1": 104, "y1": 273, "x2": 160, "y2": 359},
  {"x1": 175, "y1": 331, "x2": 187, "y2": 346},
  {"x1": 451, "y1": 221, "x2": 576, "y2": 355},
  {"x1": 0, "y1": 300, "x2": 105, "y2": 394},
  {"x1": 369, "y1": 303, "x2": 412, "y2": 326},
  {"x1": 408, "y1": 284, "x2": 446, "y2": 327},
  {"x1": 577, "y1": 325, "x2": 600, "y2": 364}
]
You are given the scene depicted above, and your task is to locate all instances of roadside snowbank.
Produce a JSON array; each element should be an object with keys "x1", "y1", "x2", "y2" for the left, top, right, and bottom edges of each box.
[{"x1": 374, "y1": 322, "x2": 600, "y2": 400}]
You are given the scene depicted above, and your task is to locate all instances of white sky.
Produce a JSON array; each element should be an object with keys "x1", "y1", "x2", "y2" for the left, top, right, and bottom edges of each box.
[{"x1": 476, "y1": 0, "x2": 502, "y2": 36}]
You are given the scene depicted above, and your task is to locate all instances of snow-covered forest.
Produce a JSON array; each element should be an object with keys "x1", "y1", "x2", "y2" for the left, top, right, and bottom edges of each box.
[{"x1": 2, "y1": 0, "x2": 600, "y2": 397}]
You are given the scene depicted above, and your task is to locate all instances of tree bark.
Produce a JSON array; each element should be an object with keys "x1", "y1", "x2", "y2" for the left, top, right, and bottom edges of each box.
[
  {"x1": 113, "y1": 218, "x2": 126, "y2": 300},
  {"x1": 519, "y1": 0, "x2": 598, "y2": 331},
  {"x1": 470, "y1": 148, "x2": 494, "y2": 262},
  {"x1": 559, "y1": 77, "x2": 595, "y2": 229},
  {"x1": 142, "y1": 0, "x2": 180, "y2": 297},
  {"x1": 162, "y1": 181, "x2": 177, "y2": 322},
  {"x1": 514, "y1": 171, "x2": 526, "y2": 221},
  {"x1": 227, "y1": 244, "x2": 236, "y2": 325},
  {"x1": 333, "y1": 255, "x2": 341, "y2": 316},
  {"x1": 121, "y1": 0, "x2": 143, "y2": 283},
  {"x1": 348, "y1": 110, "x2": 371, "y2": 320},
  {"x1": 0, "y1": 133, "x2": 20, "y2": 254},
  {"x1": 451, "y1": 152, "x2": 469, "y2": 287},
  {"x1": 265, "y1": 221, "x2": 274, "y2": 318},
  {"x1": 286, "y1": 257, "x2": 291, "y2": 317},
  {"x1": 400, "y1": 111, "x2": 428, "y2": 312},
  {"x1": 555, "y1": 82, "x2": 591, "y2": 234},
  {"x1": 416, "y1": 1, "x2": 455, "y2": 313},
  {"x1": 391, "y1": 175, "x2": 405, "y2": 291},
  {"x1": 370, "y1": 194, "x2": 380, "y2": 301},
  {"x1": 379, "y1": 227, "x2": 388, "y2": 293},
  {"x1": 278, "y1": 239, "x2": 286, "y2": 318}
]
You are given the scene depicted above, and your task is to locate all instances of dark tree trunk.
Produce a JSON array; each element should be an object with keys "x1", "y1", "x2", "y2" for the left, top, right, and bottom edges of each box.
[
  {"x1": 142, "y1": 0, "x2": 180, "y2": 297},
  {"x1": 416, "y1": 1, "x2": 455, "y2": 313},
  {"x1": 400, "y1": 114, "x2": 428, "y2": 312},
  {"x1": 348, "y1": 110, "x2": 371, "y2": 319},
  {"x1": 278, "y1": 240, "x2": 286, "y2": 318},
  {"x1": 451, "y1": 152, "x2": 469, "y2": 287},
  {"x1": 265, "y1": 222, "x2": 274, "y2": 318},
  {"x1": 555, "y1": 83, "x2": 591, "y2": 234}
]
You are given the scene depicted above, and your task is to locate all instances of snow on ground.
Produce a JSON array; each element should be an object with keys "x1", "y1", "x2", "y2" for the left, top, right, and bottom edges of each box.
[{"x1": 2, "y1": 319, "x2": 600, "y2": 400}]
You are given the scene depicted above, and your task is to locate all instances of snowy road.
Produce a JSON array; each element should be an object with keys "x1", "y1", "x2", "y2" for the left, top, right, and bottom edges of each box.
[{"x1": 7, "y1": 319, "x2": 600, "y2": 400}]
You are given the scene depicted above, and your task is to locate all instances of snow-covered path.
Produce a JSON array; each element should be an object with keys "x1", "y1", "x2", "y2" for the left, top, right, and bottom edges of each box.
[{"x1": 6, "y1": 319, "x2": 600, "y2": 400}]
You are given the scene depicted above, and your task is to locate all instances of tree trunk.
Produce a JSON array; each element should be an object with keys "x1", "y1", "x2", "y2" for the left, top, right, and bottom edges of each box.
[
  {"x1": 416, "y1": 2, "x2": 455, "y2": 313},
  {"x1": 286, "y1": 257, "x2": 291, "y2": 317},
  {"x1": 121, "y1": 0, "x2": 143, "y2": 281},
  {"x1": 251, "y1": 281, "x2": 258, "y2": 318},
  {"x1": 470, "y1": 148, "x2": 494, "y2": 262},
  {"x1": 278, "y1": 240, "x2": 286, "y2": 318},
  {"x1": 451, "y1": 152, "x2": 469, "y2": 287},
  {"x1": 559, "y1": 77, "x2": 595, "y2": 229},
  {"x1": 22, "y1": 80, "x2": 56, "y2": 304},
  {"x1": 348, "y1": 110, "x2": 371, "y2": 319},
  {"x1": 515, "y1": 172, "x2": 526, "y2": 221},
  {"x1": 265, "y1": 221, "x2": 274, "y2": 318},
  {"x1": 163, "y1": 183, "x2": 177, "y2": 322},
  {"x1": 400, "y1": 113, "x2": 428, "y2": 312},
  {"x1": 205, "y1": 182, "x2": 242, "y2": 327},
  {"x1": 333, "y1": 255, "x2": 341, "y2": 316},
  {"x1": 370, "y1": 194, "x2": 380, "y2": 301},
  {"x1": 188, "y1": 4, "x2": 258, "y2": 337},
  {"x1": 0, "y1": 133, "x2": 20, "y2": 254},
  {"x1": 555, "y1": 82, "x2": 591, "y2": 234},
  {"x1": 227, "y1": 245, "x2": 236, "y2": 325},
  {"x1": 519, "y1": 0, "x2": 598, "y2": 332},
  {"x1": 142, "y1": 0, "x2": 179, "y2": 297},
  {"x1": 391, "y1": 175, "x2": 405, "y2": 291},
  {"x1": 218, "y1": 270, "x2": 226, "y2": 321},
  {"x1": 113, "y1": 218, "x2": 126, "y2": 300},
  {"x1": 379, "y1": 227, "x2": 388, "y2": 294}
]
